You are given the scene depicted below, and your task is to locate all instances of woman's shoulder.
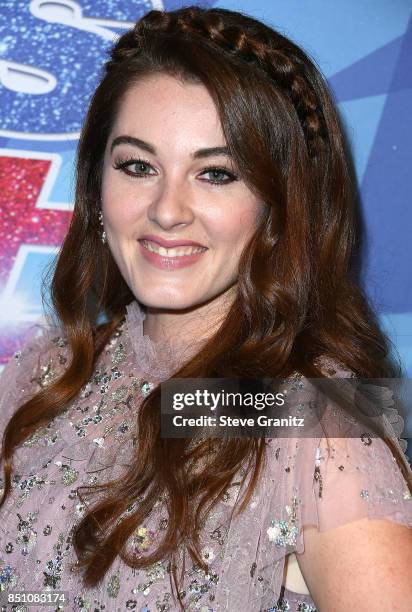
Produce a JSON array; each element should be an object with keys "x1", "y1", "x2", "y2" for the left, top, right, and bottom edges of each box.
[
  {"x1": 10, "y1": 323, "x2": 69, "y2": 380},
  {"x1": 283, "y1": 355, "x2": 356, "y2": 399},
  {"x1": 313, "y1": 353, "x2": 356, "y2": 378},
  {"x1": 0, "y1": 322, "x2": 70, "y2": 428}
]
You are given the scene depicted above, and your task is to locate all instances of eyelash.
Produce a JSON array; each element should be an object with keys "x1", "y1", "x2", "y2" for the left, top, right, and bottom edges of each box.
[{"x1": 112, "y1": 156, "x2": 238, "y2": 185}]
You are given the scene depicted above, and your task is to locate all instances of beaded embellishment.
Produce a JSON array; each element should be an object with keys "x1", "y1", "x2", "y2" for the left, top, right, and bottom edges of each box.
[{"x1": 267, "y1": 496, "x2": 300, "y2": 548}]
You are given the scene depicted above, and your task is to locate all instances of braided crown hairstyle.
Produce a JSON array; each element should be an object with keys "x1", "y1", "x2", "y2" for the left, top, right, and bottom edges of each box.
[
  {"x1": 109, "y1": 7, "x2": 328, "y2": 158},
  {"x1": 2, "y1": 6, "x2": 406, "y2": 610}
]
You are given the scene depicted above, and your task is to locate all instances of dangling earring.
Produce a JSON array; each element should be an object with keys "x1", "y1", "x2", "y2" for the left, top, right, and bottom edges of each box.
[{"x1": 98, "y1": 209, "x2": 107, "y2": 244}]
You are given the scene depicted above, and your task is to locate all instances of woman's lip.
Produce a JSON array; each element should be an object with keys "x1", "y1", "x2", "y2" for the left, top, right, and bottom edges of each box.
[
  {"x1": 138, "y1": 240, "x2": 207, "y2": 270},
  {"x1": 138, "y1": 234, "x2": 206, "y2": 248}
]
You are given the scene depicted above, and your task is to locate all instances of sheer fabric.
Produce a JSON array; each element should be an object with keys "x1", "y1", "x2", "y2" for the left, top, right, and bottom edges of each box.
[{"x1": 0, "y1": 300, "x2": 411, "y2": 611}]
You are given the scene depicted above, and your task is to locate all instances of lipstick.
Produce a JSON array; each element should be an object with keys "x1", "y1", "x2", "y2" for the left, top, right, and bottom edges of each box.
[{"x1": 137, "y1": 237, "x2": 208, "y2": 270}]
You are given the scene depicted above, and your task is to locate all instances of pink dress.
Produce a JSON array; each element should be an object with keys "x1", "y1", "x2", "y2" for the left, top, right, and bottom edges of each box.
[{"x1": 0, "y1": 299, "x2": 411, "y2": 611}]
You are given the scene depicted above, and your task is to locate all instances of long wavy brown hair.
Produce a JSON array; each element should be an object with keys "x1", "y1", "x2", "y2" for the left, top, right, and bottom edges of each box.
[{"x1": 1, "y1": 6, "x2": 410, "y2": 607}]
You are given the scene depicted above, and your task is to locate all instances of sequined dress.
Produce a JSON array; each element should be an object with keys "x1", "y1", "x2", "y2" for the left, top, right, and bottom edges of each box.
[{"x1": 0, "y1": 300, "x2": 411, "y2": 612}]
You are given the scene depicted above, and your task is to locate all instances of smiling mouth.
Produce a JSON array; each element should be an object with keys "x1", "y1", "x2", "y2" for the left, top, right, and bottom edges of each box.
[{"x1": 139, "y1": 239, "x2": 208, "y2": 257}]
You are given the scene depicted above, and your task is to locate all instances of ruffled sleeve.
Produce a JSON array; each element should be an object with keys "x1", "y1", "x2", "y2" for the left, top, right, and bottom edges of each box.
[
  {"x1": 291, "y1": 429, "x2": 412, "y2": 542},
  {"x1": 276, "y1": 367, "x2": 412, "y2": 556}
]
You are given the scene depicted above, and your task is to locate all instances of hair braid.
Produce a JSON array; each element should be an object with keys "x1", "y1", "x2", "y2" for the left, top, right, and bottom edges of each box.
[{"x1": 108, "y1": 8, "x2": 327, "y2": 157}]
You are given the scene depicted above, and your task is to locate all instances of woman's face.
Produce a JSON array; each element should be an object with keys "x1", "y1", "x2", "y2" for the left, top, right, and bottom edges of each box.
[{"x1": 101, "y1": 73, "x2": 264, "y2": 311}]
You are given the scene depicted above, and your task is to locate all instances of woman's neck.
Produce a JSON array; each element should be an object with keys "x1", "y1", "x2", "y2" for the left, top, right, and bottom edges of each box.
[{"x1": 142, "y1": 287, "x2": 235, "y2": 355}]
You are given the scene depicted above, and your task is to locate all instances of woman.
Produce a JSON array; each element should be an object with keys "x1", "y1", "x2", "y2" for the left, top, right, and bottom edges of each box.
[{"x1": 1, "y1": 6, "x2": 411, "y2": 611}]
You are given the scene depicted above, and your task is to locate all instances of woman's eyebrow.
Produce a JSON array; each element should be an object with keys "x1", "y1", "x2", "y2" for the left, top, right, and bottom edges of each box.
[
  {"x1": 110, "y1": 135, "x2": 155, "y2": 154},
  {"x1": 110, "y1": 135, "x2": 231, "y2": 159},
  {"x1": 193, "y1": 146, "x2": 231, "y2": 159}
]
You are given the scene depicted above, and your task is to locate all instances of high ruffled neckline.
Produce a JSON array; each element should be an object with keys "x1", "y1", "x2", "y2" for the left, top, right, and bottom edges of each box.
[
  {"x1": 124, "y1": 299, "x2": 209, "y2": 381},
  {"x1": 124, "y1": 299, "x2": 178, "y2": 380}
]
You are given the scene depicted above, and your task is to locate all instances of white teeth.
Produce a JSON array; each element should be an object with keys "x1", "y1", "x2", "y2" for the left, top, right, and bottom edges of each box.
[{"x1": 141, "y1": 240, "x2": 206, "y2": 257}]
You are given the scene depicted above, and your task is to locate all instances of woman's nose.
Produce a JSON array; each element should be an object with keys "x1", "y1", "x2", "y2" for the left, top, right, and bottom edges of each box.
[{"x1": 147, "y1": 178, "x2": 195, "y2": 230}]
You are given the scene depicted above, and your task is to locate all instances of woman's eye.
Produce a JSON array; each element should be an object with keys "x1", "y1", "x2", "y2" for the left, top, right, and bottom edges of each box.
[
  {"x1": 199, "y1": 168, "x2": 237, "y2": 185},
  {"x1": 113, "y1": 159, "x2": 237, "y2": 184},
  {"x1": 113, "y1": 158, "x2": 156, "y2": 177}
]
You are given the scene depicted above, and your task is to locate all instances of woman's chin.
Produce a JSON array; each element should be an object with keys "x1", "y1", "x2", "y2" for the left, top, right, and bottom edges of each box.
[{"x1": 131, "y1": 292, "x2": 205, "y2": 313}]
